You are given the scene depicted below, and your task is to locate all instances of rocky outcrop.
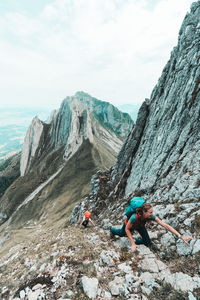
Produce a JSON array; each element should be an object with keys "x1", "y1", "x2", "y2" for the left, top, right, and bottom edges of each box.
[
  {"x1": 20, "y1": 117, "x2": 45, "y2": 176},
  {"x1": 111, "y1": 1, "x2": 200, "y2": 201}
]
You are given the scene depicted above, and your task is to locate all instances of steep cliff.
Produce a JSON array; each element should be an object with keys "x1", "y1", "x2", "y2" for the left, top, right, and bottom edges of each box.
[{"x1": 80, "y1": 1, "x2": 200, "y2": 206}]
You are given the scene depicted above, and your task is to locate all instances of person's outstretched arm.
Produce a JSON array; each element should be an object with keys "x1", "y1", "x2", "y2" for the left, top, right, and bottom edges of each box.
[
  {"x1": 155, "y1": 217, "x2": 193, "y2": 244},
  {"x1": 89, "y1": 219, "x2": 95, "y2": 226},
  {"x1": 125, "y1": 221, "x2": 139, "y2": 252}
]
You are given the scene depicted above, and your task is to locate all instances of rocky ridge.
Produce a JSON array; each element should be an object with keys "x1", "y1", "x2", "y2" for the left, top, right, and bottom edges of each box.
[
  {"x1": 0, "y1": 92, "x2": 133, "y2": 226},
  {"x1": 20, "y1": 91, "x2": 133, "y2": 177}
]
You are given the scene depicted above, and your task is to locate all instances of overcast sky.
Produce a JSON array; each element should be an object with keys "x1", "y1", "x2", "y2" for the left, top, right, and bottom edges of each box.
[{"x1": 0, "y1": 0, "x2": 194, "y2": 110}]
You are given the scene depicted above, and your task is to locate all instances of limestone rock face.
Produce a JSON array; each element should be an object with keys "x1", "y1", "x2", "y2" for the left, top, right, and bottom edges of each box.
[
  {"x1": 110, "y1": 1, "x2": 200, "y2": 203},
  {"x1": 20, "y1": 117, "x2": 44, "y2": 176}
]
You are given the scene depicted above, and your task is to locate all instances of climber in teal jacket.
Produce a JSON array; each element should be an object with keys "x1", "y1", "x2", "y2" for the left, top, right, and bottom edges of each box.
[{"x1": 110, "y1": 203, "x2": 193, "y2": 252}]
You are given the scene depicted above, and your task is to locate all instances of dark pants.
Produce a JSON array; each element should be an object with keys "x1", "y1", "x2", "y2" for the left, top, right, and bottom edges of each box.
[
  {"x1": 82, "y1": 220, "x2": 89, "y2": 227},
  {"x1": 110, "y1": 222, "x2": 152, "y2": 246}
]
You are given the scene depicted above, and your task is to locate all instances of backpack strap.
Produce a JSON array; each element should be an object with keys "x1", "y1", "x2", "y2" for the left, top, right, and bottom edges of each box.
[
  {"x1": 125, "y1": 213, "x2": 141, "y2": 226},
  {"x1": 135, "y1": 213, "x2": 141, "y2": 226}
]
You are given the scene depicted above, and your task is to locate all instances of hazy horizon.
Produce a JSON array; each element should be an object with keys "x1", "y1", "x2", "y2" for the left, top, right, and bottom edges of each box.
[{"x1": 0, "y1": 0, "x2": 194, "y2": 110}]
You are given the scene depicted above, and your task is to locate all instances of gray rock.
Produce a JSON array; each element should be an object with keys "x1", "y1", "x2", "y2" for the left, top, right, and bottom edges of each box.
[
  {"x1": 184, "y1": 216, "x2": 195, "y2": 227},
  {"x1": 28, "y1": 290, "x2": 42, "y2": 300},
  {"x1": 176, "y1": 239, "x2": 192, "y2": 256},
  {"x1": 144, "y1": 279, "x2": 160, "y2": 290},
  {"x1": 128, "y1": 295, "x2": 140, "y2": 300},
  {"x1": 141, "y1": 285, "x2": 151, "y2": 295},
  {"x1": 118, "y1": 262, "x2": 132, "y2": 274},
  {"x1": 188, "y1": 292, "x2": 197, "y2": 300},
  {"x1": 81, "y1": 276, "x2": 98, "y2": 299},
  {"x1": 163, "y1": 272, "x2": 200, "y2": 292},
  {"x1": 113, "y1": 237, "x2": 131, "y2": 248},
  {"x1": 101, "y1": 219, "x2": 112, "y2": 230},
  {"x1": 20, "y1": 116, "x2": 44, "y2": 176},
  {"x1": 192, "y1": 239, "x2": 200, "y2": 255},
  {"x1": 88, "y1": 1, "x2": 200, "y2": 214},
  {"x1": 142, "y1": 295, "x2": 149, "y2": 300},
  {"x1": 140, "y1": 257, "x2": 159, "y2": 273},
  {"x1": 100, "y1": 250, "x2": 119, "y2": 267},
  {"x1": 125, "y1": 274, "x2": 136, "y2": 286},
  {"x1": 19, "y1": 290, "x2": 26, "y2": 299},
  {"x1": 109, "y1": 276, "x2": 125, "y2": 296},
  {"x1": 160, "y1": 232, "x2": 176, "y2": 247},
  {"x1": 154, "y1": 205, "x2": 175, "y2": 220},
  {"x1": 104, "y1": 291, "x2": 112, "y2": 299}
]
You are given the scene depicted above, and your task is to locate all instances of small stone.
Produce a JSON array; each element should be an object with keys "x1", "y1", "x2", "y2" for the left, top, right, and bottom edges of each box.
[
  {"x1": 104, "y1": 291, "x2": 112, "y2": 299},
  {"x1": 32, "y1": 283, "x2": 43, "y2": 291},
  {"x1": 19, "y1": 290, "x2": 26, "y2": 299},
  {"x1": 141, "y1": 285, "x2": 151, "y2": 295},
  {"x1": 192, "y1": 239, "x2": 200, "y2": 255},
  {"x1": 109, "y1": 276, "x2": 125, "y2": 296},
  {"x1": 81, "y1": 276, "x2": 98, "y2": 299},
  {"x1": 28, "y1": 290, "x2": 41, "y2": 300},
  {"x1": 118, "y1": 262, "x2": 132, "y2": 274},
  {"x1": 188, "y1": 292, "x2": 197, "y2": 300},
  {"x1": 176, "y1": 239, "x2": 192, "y2": 256}
]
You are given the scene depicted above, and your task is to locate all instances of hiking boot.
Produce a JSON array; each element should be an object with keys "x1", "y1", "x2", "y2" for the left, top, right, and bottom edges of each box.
[{"x1": 109, "y1": 226, "x2": 114, "y2": 238}]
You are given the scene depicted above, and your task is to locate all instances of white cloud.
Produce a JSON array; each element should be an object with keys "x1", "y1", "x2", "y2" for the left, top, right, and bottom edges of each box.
[{"x1": 0, "y1": 0, "x2": 194, "y2": 109}]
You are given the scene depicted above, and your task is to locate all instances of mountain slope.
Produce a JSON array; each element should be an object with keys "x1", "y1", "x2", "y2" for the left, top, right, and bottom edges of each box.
[{"x1": 1, "y1": 222, "x2": 199, "y2": 300}]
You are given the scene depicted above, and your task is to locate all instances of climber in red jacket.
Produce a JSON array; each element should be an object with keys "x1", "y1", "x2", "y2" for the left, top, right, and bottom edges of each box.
[{"x1": 80, "y1": 211, "x2": 95, "y2": 228}]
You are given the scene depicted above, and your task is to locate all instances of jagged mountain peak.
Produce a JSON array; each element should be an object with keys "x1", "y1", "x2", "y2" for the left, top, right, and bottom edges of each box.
[
  {"x1": 62, "y1": 91, "x2": 133, "y2": 127},
  {"x1": 19, "y1": 92, "x2": 133, "y2": 177}
]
